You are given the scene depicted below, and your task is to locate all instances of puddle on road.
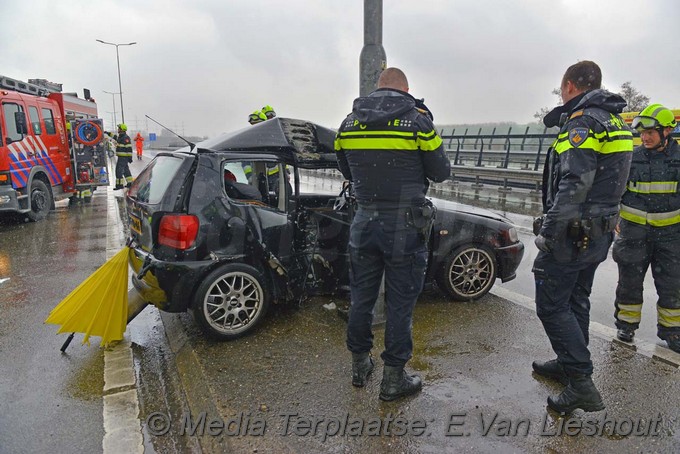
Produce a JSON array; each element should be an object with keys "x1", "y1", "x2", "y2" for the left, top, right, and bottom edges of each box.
[{"x1": 64, "y1": 347, "x2": 105, "y2": 401}]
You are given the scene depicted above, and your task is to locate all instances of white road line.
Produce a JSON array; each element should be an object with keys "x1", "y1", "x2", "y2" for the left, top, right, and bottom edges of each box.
[
  {"x1": 103, "y1": 186, "x2": 143, "y2": 454},
  {"x1": 490, "y1": 286, "x2": 680, "y2": 367}
]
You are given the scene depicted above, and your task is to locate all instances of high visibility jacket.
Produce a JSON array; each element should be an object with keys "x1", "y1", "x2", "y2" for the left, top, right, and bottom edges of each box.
[
  {"x1": 619, "y1": 140, "x2": 680, "y2": 228},
  {"x1": 107, "y1": 131, "x2": 133, "y2": 158},
  {"x1": 540, "y1": 89, "x2": 633, "y2": 242},
  {"x1": 334, "y1": 88, "x2": 450, "y2": 209}
]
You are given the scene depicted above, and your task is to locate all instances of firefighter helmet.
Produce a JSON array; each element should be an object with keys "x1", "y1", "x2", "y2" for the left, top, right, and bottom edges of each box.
[
  {"x1": 631, "y1": 104, "x2": 677, "y2": 131},
  {"x1": 262, "y1": 105, "x2": 276, "y2": 119},
  {"x1": 117, "y1": 123, "x2": 128, "y2": 132},
  {"x1": 248, "y1": 110, "x2": 266, "y2": 125}
]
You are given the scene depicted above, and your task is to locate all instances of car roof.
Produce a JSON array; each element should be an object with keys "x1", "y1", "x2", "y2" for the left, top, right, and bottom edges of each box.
[{"x1": 195, "y1": 117, "x2": 339, "y2": 169}]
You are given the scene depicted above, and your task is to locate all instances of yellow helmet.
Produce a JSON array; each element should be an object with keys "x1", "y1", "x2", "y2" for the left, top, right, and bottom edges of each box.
[
  {"x1": 262, "y1": 105, "x2": 276, "y2": 119},
  {"x1": 632, "y1": 104, "x2": 677, "y2": 131},
  {"x1": 248, "y1": 110, "x2": 266, "y2": 125},
  {"x1": 117, "y1": 123, "x2": 128, "y2": 132}
]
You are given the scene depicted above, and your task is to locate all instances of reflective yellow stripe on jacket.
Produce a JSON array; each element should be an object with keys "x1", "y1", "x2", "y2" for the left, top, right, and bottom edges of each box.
[
  {"x1": 620, "y1": 204, "x2": 680, "y2": 226},
  {"x1": 335, "y1": 129, "x2": 443, "y2": 152},
  {"x1": 554, "y1": 129, "x2": 633, "y2": 154},
  {"x1": 626, "y1": 181, "x2": 678, "y2": 194}
]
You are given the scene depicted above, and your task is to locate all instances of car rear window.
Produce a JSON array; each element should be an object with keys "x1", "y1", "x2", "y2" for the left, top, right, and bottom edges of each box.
[{"x1": 128, "y1": 155, "x2": 184, "y2": 204}]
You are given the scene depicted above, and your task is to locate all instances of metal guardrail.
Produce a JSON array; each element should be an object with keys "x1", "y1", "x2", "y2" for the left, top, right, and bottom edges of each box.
[
  {"x1": 310, "y1": 128, "x2": 680, "y2": 193},
  {"x1": 440, "y1": 126, "x2": 556, "y2": 172}
]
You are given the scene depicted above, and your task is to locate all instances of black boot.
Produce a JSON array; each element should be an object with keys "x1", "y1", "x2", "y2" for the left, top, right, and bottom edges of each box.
[
  {"x1": 532, "y1": 359, "x2": 568, "y2": 385},
  {"x1": 351, "y1": 352, "x2": 374, "y2": 387},
  {"x1": 379, "y1": 365, "x2": 422, "y2": 401},
  {"x1": 113, "y1": 184, "x2": 124, "y2": 190},
  {"x1": 616, "y1": 328, "x2": 635, "y2": 342},
  {"x1": 661, "y1": 333, "x2": 680, "y2": 353},
  {"x1": 547, "y1": 374, "x2": 604, "y2": 414}
]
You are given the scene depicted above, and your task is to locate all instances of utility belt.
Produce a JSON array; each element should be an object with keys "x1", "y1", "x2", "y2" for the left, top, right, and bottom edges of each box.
[
  {"x1": 357, "y1": 200, "x2": 437, "y2": 242},
  {"x1": 533, "y1": 213, "x2": 619, "y2": 250}
]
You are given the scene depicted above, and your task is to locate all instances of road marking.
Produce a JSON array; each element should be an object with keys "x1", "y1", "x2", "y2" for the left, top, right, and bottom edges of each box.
[
  {"x1": 491, "y1": 286, "x2": 680, "y2": 367},
  {"x1": 103, "y1": 186, "x2": 143, "y2": 454}
]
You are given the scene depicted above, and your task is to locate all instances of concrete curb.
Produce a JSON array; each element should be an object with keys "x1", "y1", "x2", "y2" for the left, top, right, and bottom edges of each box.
[{"x1": 102, "y1": 185, "x2": 143, "y2": 454}]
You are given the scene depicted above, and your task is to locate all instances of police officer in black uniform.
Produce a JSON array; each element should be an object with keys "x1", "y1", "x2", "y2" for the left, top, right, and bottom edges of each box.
[
  {"x1": 532, "y1": 61, "x2": 633, "y2": 414},
  {"x1": 613, "y1": 104, "x2": 680, "y2": 352},
  {"x1": 335, "y1": 67, "x2": 451, "y2": 401}
]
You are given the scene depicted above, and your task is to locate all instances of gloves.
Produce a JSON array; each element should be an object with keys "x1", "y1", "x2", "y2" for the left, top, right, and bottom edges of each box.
[
  {"x1": 128, "y1": 156, "x2": 133, "y2": 164},
  {"x1": 535, "y1": 235, "x2": 554, "y2": 253}
]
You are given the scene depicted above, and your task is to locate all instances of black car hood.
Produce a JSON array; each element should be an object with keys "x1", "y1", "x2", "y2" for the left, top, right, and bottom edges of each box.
[
  {"x1": 432, "y1": 198, "x2": 509, "y2": 223},
  {"x1": 197, "y1": 117, "x2": 339, "y2": 169}
]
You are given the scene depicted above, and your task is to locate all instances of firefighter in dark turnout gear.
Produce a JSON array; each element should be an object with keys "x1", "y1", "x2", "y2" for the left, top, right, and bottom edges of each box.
[
  {"x1": 335, "y1": 67, "x2": 451, "y2": 401},
  {"x1": 106, "y1": 123, "x2": 133, "y2": 189},
  {"x1": 613, "y1": 104, "x2": 680, "y2": 352},
  {"x1": 531, "y1": 61, "x2": 633, "y2": 414}
]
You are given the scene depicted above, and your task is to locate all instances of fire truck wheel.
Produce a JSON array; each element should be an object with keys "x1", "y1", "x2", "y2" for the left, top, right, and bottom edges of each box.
[{"x1": 27, "y1": 179, "x2": 52, "y2": 222}]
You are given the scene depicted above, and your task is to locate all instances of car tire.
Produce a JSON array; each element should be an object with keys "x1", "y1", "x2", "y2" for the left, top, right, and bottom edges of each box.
[
  {"x1": 27, "y1": 179, "x2": 52, "y2": 222},
  {"x1": 436, "y1": 244, "x2": 497, "y2": 301},
  {"x1": 192, "y1": 263, "x2": 270, "y2": 340}
]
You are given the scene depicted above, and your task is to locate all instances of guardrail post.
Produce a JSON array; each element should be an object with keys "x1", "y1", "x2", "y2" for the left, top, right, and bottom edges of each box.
[
  {"x1": 475, "y1": 127, "x2": 484, "y2": 167},
  {"x1": 502, "y1": 126, "x2": 512, "y2": 169}
]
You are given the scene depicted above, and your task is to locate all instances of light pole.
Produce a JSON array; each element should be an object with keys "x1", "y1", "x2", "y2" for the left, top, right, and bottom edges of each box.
[
  {"x1": 103, "y1": 90, "x2": 119, "y2": 128},
  {"x1": 96, "y1": 39, "x2": 136, "y2": 124}
]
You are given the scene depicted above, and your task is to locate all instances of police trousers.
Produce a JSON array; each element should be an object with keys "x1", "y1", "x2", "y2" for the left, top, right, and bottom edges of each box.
[
  {"x1": 532, "y1": 235, "x2": 612, "y2": 376},
  {"x1": 346, "y1": 208, "x2": 428, "y2": 367},
  {"x1": 613, "y1": 223, "x2": 680, "y2": 338}
]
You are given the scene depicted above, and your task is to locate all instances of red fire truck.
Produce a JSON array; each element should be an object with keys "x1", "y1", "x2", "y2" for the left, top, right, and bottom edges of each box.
[{"x1": 0, "y1": 75, "x2": 109, "y2": 221}]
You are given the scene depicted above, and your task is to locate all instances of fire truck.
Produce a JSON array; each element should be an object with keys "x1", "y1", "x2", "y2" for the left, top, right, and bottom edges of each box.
[{"x1": 0, "y1": 75, "x2": 109, "y2": 221}]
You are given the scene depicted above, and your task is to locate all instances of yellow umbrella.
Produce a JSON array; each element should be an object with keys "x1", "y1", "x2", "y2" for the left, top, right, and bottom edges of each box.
[{"x1": 45, "y1": 247, "x2": 130, "y2": 348}]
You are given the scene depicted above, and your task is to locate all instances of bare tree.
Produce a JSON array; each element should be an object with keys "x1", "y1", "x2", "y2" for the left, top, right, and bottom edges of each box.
[
  {"x1": 533, "y1": 88, "x2": 562, "y2": 123},
  {"x1": 619, "y1": 81, "x2": 650, "y2": 112}
]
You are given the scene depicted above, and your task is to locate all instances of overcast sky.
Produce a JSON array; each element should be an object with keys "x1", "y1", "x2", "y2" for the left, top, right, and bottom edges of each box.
[{"x1": 3, "y1": 0, "x2": 679, "y2": 137}]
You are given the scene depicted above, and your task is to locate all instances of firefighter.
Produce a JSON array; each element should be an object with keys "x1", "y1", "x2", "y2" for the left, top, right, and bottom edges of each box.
[
  {"x1": 261, "y1": 105, "x2": 276, "y2": 119},
  {"x1": 134, "y1": 132, "x2": 144, "y2": 160},
  {"x1": 613, "y1": 104, "x2": 680, "y2": 352},
  {"x1": 532, "y1": 61, "x2": 633, "y2": 414},
  {"x1": 335, "y1": 67, "x2": 451, "y2": 401},
  {"x1": 248, "y1": 110, "x2": 266, "y2": 125},
  {"x1": 106, "y1": 123, "x2": 133, "y2": 189}
]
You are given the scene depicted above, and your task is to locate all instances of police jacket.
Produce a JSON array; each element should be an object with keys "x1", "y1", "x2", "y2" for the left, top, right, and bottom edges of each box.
[
  {"x1": 540, "y1": 89, "x2": 633, "y2": 242},
  {"x1": 334, "y1": 88, "x2": 451, "y2": 210},
  {"x1": 620, "y1": 139, "x2": 680, "y2": 232}
]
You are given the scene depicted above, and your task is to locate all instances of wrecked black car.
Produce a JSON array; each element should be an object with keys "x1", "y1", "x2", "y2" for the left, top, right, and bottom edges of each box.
[{"x1": 126, "y1": 118, "x2": 524, "y2": 340}]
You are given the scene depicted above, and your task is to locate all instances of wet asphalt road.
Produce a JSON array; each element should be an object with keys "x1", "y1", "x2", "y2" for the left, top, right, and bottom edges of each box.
[
  {"x1": 157, "y1": 291, "x2": 680, "y2": 453},
  {"x1": 1, "y1": 151, "x2": 678, "y2": 453},
  {"x1": 0, "y1": 196, "x2": 107, "y2": 453}
]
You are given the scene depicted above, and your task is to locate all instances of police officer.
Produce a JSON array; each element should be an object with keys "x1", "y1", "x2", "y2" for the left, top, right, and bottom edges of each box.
[
  {"x1": 613, "y1": 104, "x2": 680, "y2": 352},
  {"x1": 106, "y1": 123, "x2": 133, "y2": 189},
  {"x1": 532, "y1": 61, "x2": 633, "y2": 414},
  {"x1": 335, "y1": 67, "x2": 450, "y2": 401}
]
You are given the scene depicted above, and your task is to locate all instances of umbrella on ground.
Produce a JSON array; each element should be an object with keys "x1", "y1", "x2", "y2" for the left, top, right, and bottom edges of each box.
[{"x1": 45, "y1": 247, "x2": 129, "y2": 350}]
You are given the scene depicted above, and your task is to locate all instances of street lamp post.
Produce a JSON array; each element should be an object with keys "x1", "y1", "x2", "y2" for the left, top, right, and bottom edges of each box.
[
  {"x1": 103, "y1": 90, "x2": 119, "y2": 128},
  {"x1": 96, "y1": 39, "x2": 137, "y2": 124}
]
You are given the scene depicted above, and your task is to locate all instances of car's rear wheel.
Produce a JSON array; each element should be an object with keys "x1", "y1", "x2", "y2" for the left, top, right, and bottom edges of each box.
[
  {"x1": 193, "y1": 263, "x2": 270, "y2": 340},
  {"x1": 27, "y1": 179, "x2": 52, "y2": 222},
  {"x1": 436, "y1": 244, "x2": 497, "y2": 301}
]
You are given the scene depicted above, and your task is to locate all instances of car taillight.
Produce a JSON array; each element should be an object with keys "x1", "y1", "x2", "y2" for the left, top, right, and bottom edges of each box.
[{"x1": 158, "y1": 214, "x2": 199, "y2": 250}]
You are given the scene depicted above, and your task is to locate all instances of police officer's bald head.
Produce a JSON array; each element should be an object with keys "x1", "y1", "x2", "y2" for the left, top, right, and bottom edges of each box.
[{"x1": 378, "y1": 67, "x2": 409, "y2": 92}]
